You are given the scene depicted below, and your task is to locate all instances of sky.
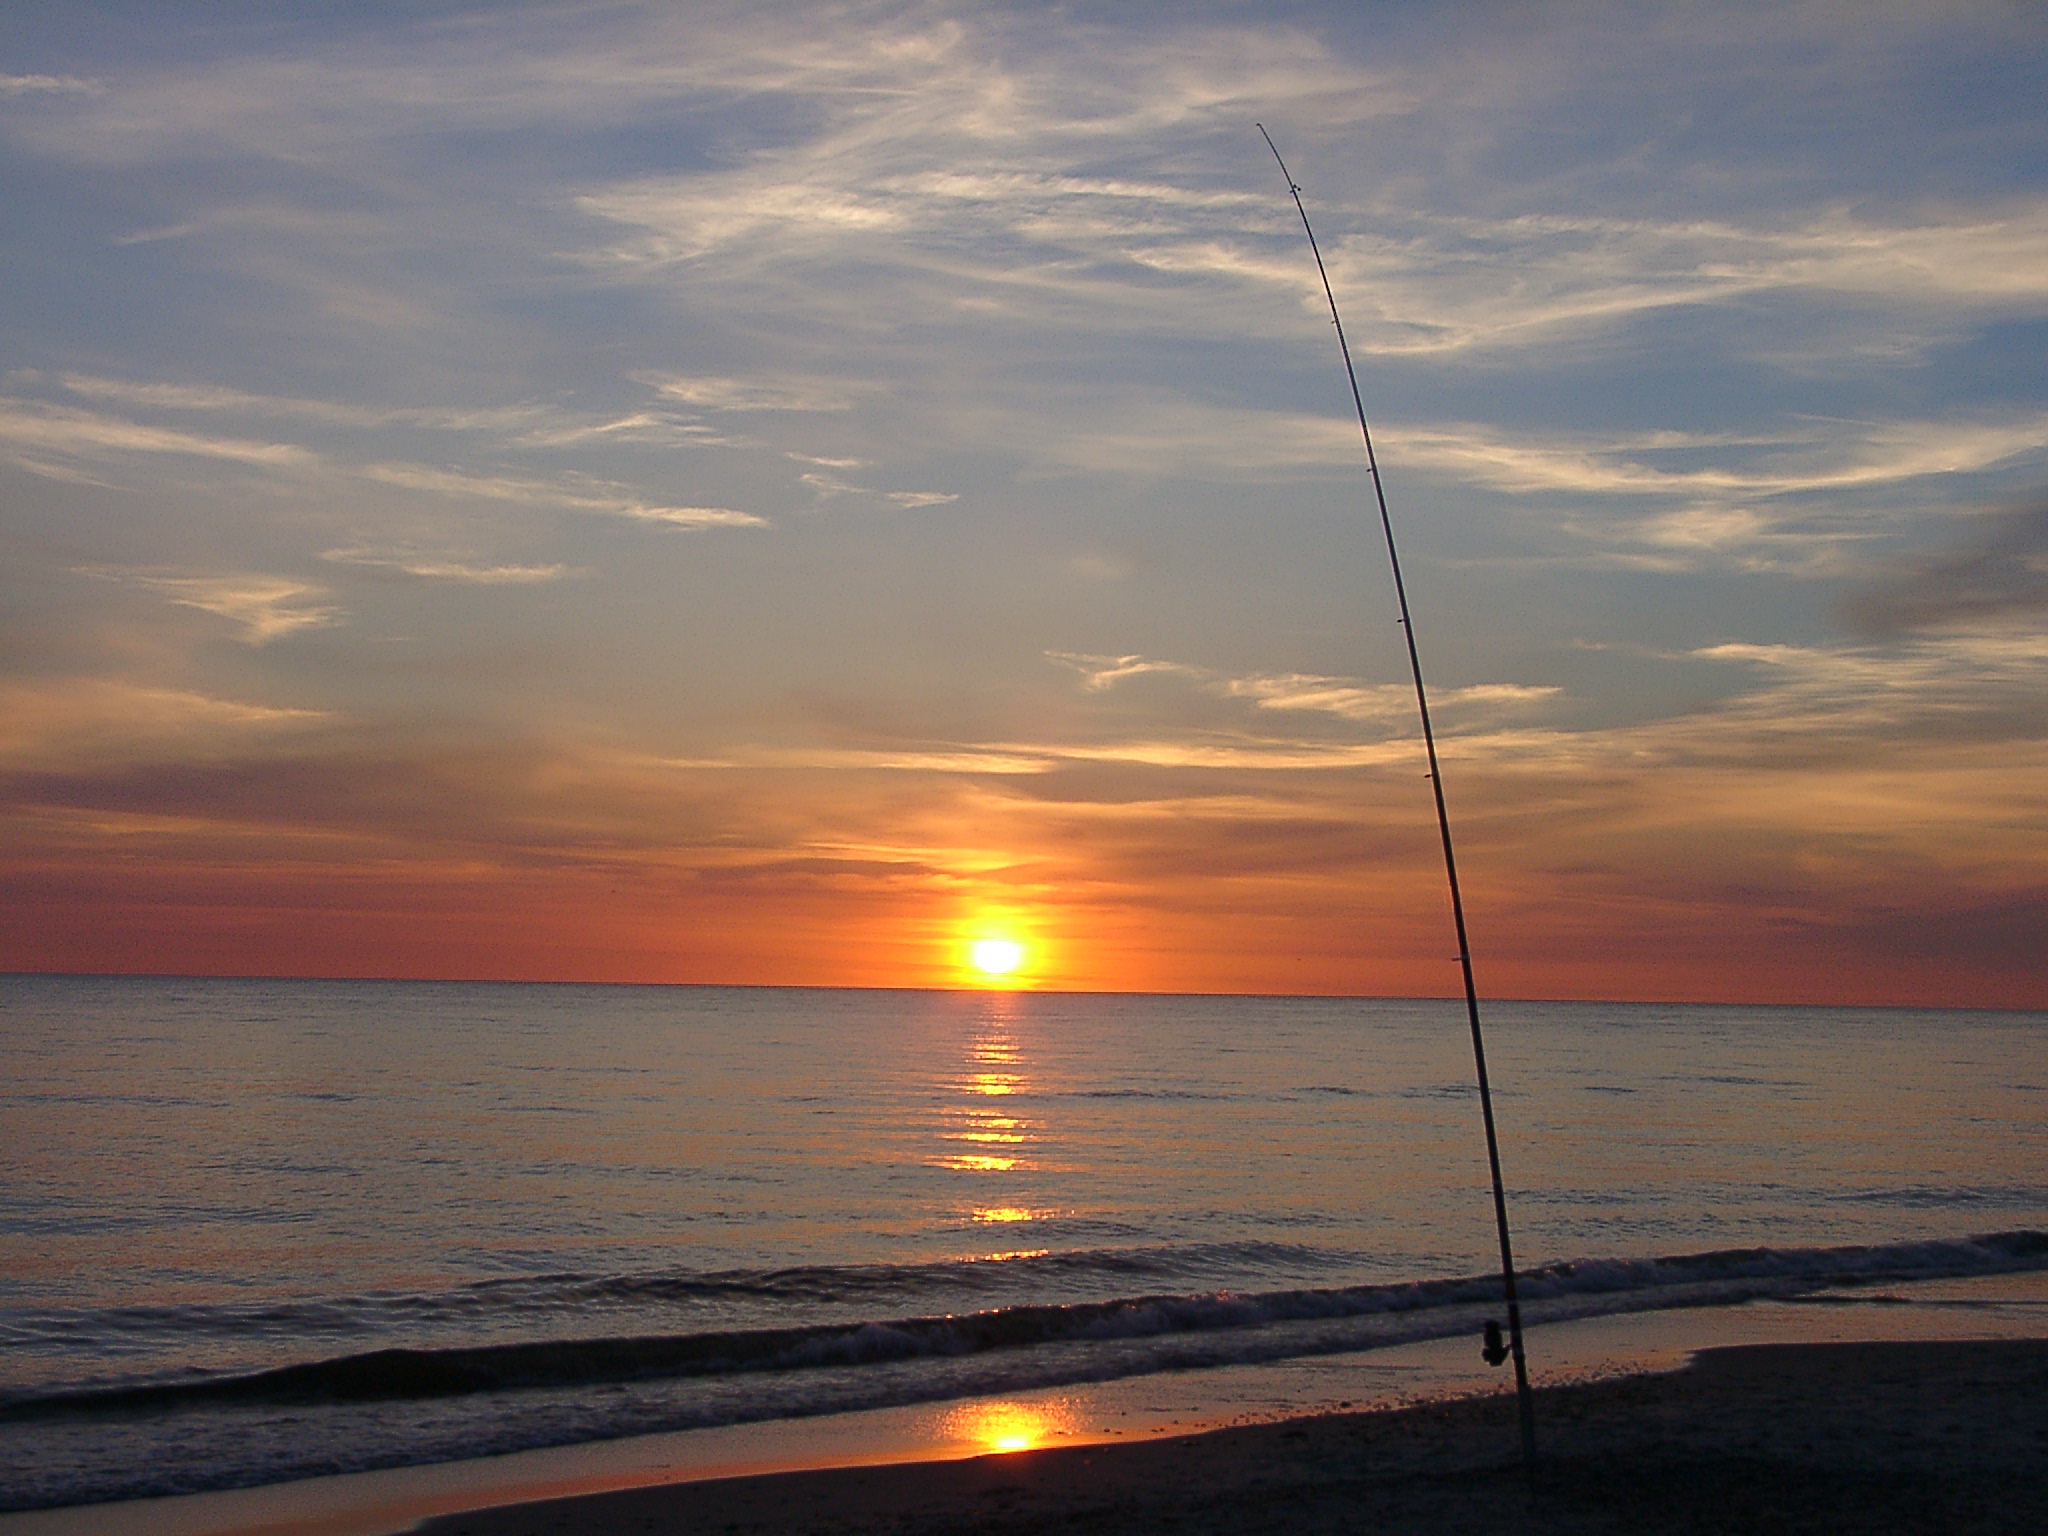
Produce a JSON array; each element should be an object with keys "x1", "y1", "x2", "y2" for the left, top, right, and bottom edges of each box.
[{"x1": 2, "y1": 1, "x2": 2045, "y2": 1005}]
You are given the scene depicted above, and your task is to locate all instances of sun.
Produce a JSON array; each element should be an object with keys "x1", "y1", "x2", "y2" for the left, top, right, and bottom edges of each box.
[{"x1": 970, "y1": 938, "x2": 1025, "y2": 977}]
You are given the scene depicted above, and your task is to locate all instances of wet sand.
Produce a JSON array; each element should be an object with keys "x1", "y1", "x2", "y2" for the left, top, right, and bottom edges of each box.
[{"x1": 411, "y1": 1338, "x2": 2048, "y2": 1535}]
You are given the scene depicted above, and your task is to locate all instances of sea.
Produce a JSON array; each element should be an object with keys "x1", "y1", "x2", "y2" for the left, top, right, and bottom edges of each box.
[{"x1": 2, "y1": 974, "x2": 2044, "y2": 1513}]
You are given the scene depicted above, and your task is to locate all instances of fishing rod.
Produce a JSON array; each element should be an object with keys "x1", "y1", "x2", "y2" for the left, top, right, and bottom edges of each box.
[{"x1": 1257, "y1": 123, "x2": 1537, "y2": 1471}]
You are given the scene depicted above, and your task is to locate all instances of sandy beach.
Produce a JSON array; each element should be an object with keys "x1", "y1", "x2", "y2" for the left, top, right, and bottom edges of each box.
[{"x1": 410, "y1": 1338, "x2": 2048, "y2": 1536}]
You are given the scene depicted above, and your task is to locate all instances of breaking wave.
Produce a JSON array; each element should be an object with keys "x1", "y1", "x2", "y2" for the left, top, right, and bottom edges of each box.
[{"x1": 9, "y1": 1229, "x2": 2042, "y2": 1423}]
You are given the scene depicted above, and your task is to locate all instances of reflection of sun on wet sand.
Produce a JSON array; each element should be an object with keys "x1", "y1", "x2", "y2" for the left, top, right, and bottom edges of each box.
[
  {"x1": 940, "y1": 1398, "x2": 1078, "y2": 1456},
  {"x1": 416, "y1": 1339, "x2": 2048, "y2": 1535}
]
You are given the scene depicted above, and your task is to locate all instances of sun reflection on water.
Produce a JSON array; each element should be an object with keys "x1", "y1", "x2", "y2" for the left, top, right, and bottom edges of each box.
[
  {"x1": 972, "y1": 1206, "x2": 1051, "y2": 1223},
  {"x1": 936, "y1": 1152, "x2": 1019, "y2": 1171},
  {"x1": 930, "y1": 1001, "x2": 1043, "y2": 1175}
]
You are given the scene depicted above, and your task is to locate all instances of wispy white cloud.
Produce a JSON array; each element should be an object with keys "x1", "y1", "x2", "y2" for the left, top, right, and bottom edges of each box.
[
  {"x1": 1381, "y1": 415, "x2": 2048, "y2": 500},
  {"x1": 1391, "y1": 631, "x2": 2048, "y2": 778},
  {"x1": 561, "y1": 17, "x2": 2048, "y2": 372},
  {"x1": 1227, "y1": 674, "x2": 1559, "y2": 724},
  {"x1": 1048, "y1": 651, "x2": 1560, "y2": 729},
  {"x1": 86, "y1": 570, "x2": 343, "y2": 644},
  {"x1": 357, "y1": 461, "x2": 766, "y2": 528},
  {"x1": 109, "y1": 223, "x2": 196, "y2": 246},
  {"x1": 319, "y1": 546, "x2": 575, "y2": 584},
  {"x1": 14, "y1": 6, "x2": 2043, "y2": 371},
  {"x1": 0, "y1": 679, "x2": 326, "y2": 770},
  {"x1": 1005, "y1": 628, "x2": 2048, "y2": 832},
  {"x1": 1047, "y1": 652, "x2": 1188, "y2": 690},
  {"x1": 799, "y1": 467, "x2": 957, "y2": 507},
  {"x1": 1036, "y1": 621, "x2": 2048, "y2": 801},
  {"x1": 0, "y1": 398, "x2": 313, "y2": 469},
  {"x1": 0, "y1": 389, "x2": 766, "y2": 530},
  {"x1": 55, "y1": 372, "x2": 551, "y2": 432},
  {"x1": 639, "y1": 373, "x2": 856, "y2": 412},
  {"x1": 1238, "y1": 203, "x2": 2048, "y2": 358},
  {"x1": 55, "y1": 372, "x2": 737, "y2": 452},
  {"x1": 512, "y1": 413, "x2": 737, "y2": 449},
  {"x1": 994, "y1": 400, "x2": 2048, "y2": 577},
  {"x1": 0, "y1": 74, "x2": 101, "y2": 97},
  {"x1": 1689, "y1": 630, "x2": 2048, "y2": 724},
  {"x1": 1005, "y1": 399, "x2": 2048, "y2": 497}
]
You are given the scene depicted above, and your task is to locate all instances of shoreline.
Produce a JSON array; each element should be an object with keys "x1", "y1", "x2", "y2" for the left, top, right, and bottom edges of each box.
[
  {"x1": 415, "y1": 1337, "x2": 2048, "y2": 1535},
  {"x1": 5, "y1": 1276, "x2": 2045, "y2": 1536}
]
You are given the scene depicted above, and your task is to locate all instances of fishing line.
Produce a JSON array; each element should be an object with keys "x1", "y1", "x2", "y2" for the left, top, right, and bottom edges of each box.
[{"x1": 1256, "y1": 123, "x2": 1538, "y2": 1471}]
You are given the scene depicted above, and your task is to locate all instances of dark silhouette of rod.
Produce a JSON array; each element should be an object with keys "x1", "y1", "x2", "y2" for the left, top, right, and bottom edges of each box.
[{"x1": 1258, "y1": 123, "x2": 1537, "y2": 1471}]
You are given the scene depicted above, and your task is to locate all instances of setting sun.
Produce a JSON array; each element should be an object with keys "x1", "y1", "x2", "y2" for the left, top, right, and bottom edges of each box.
[{"x1": 970, "y1": 938, "x2": 1024, "y2": 976}]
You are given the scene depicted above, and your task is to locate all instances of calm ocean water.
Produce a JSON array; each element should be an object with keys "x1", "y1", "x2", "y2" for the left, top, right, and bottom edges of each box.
[{"x1": 2, "y1": 975, "x2": 2044, "y2": 1509}]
